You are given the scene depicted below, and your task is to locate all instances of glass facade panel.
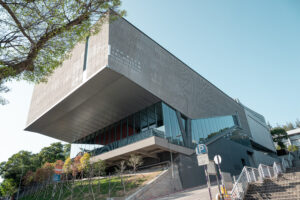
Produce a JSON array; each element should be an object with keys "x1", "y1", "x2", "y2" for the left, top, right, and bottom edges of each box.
[
  {"x1": 73, "y1": 102, "x2": 165, "y2": 157},
  {"x1": 110, "y1": 126, "x2": 115, "y2": 142},
  {"x1": 134, "y1": 112, "x2": 141, "y2": 134},
  {"x1": 72, "y1": 101, "x2": 250, "y2": 158},
  {"x1": 141, "y1": 109, "x2": 148, "y2": 131},
  {"x1": 162, "y1": 103, "x2": 183, "y2": 145},
  {"x1": 116, "y1": 123, "x2": 121, "y2": 141},
  {"x1": 128, "y1": 116, "x2": 134, "y2": 136},
  {"x1": 191, "y1": 115, "x2": 237, "y2": 145},
  {"x1": 122, "y1": 120, "x2": 127, "y2": 139}
]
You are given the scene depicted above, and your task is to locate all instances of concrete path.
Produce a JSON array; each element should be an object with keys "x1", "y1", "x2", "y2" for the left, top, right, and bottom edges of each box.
[{"x1": 154, "y1": 185, "x2": 219, "y2": 200}]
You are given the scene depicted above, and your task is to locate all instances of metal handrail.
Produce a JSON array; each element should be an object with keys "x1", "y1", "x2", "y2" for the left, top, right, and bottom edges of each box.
[{"x1": 231, "y1": 161, "x2": 285, "y2": 200}]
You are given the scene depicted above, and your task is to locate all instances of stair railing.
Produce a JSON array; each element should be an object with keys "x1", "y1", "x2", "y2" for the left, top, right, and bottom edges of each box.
[
  {"x1": 231, "y1": 166, "x2": 259, "y2": 200},
  {"x1": 231, "y1": 161, "x2": 283, "y2": 200}
]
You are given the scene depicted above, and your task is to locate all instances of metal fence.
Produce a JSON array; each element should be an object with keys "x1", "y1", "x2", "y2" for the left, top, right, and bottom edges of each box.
[{"x1": 231, "y1": 161, "x2": 287, "y2": 200}]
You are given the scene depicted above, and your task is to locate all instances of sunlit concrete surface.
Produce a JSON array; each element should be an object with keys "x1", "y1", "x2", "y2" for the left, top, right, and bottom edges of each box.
[{"x1": 154, "y1": 185, "x2": 219, "y2": 200}]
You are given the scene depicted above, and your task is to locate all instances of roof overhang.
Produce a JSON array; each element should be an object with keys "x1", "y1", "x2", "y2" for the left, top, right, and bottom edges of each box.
[
  {"x1": 90, "y1": 136, "x2": 194, "y2": 165},
  {"x1": 25, "y1": 67, "x2": 160, "y2": 142}
]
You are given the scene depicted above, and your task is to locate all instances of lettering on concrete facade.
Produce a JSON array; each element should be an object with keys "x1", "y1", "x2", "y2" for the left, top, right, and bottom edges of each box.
[{"x1": 110, "y1": 46, "x2": 142, "y2": 73}]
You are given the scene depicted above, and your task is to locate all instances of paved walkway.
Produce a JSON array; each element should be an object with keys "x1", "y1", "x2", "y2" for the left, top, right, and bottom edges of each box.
[{"x1": 154, "y1": 185, "x2": 219, "y2": 200}]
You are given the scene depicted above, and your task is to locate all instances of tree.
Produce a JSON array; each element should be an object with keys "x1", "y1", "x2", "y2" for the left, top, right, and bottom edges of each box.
[
  {"x1": 79, "y1": 152, "x2": 91, "y2": 174},
  {"x1": 34, "y1": 162, "x2": 54, "y2": 183},
  {"x1": 92, "y1": 159, "x2": 106, "y2": 176},
  {"x1": 0, "y1": 81, "x2": 9, "y2": 105},
  {"x1": 127, "y1": 154, "x2": 143, "y2": 173},
  {"x1": 270, "y1": 128, "x2": 288, "y2": 149},
  {"x1": 0, "y1": 178, "x2": 17, "y2": 197},
  {"x1": 276, "y1": 145, "x2": 281, "y2": 151},
  {"x1": 63, "y1": 157, "x2": 72, "y2": 175},
  {"x1": 63, "y1": 143, "x2": 71, "y2": 159},
  {"x1": 0, "y1": 0, "x2": 125, "y2": 104},
  {"x1": 0, "y1": 151, "x2": 38, "y2": 186},
  {"x1": 283, "y1": 122, "x2": 295, "y2": 131},
  {"x1": 23, "y1": 171, "x2": 35, "y2": 186},
  {"x1": 296, "y1": 119, "x2": 300, "y2": 128},
  {"x1": 288, "y1": 145, "x2": 299, "y2": 153},
  {"x1": 71, "y1": 155, "x2": 82, "y2": 177},
  {"x1": 38, "y1": 142, "x2": 65, "y2": 165}
]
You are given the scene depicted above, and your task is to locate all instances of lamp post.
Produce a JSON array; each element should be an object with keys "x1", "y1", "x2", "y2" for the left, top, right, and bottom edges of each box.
[{"x1": 168, "y1": 134, "x2": 182, "y2": 179}]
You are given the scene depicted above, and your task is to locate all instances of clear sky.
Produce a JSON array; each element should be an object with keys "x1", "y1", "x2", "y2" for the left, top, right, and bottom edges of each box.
[{"x1": 0, "y1": 0, "x2": 299, "y2": 168}]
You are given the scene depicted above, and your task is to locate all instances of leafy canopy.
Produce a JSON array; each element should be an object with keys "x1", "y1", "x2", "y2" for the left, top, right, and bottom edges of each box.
[
  {"x1": 0, "y1": 150, "x2": 39, "y2": 185},
  {"x1": 270, "y1": 127, "x2": 288, "y2": 149},
  {"x1": 0, "y1": 178, "x2": 17, "y2": 197},
  {"x1": 0, "y1": 0, "x2": 125, "y2": 104},
  {"x1": 288, "y1": 145, "x2": 299, "y2": 152},
  {"x1": 38, "y1": 142, "x2": 65, "y2": 165}
]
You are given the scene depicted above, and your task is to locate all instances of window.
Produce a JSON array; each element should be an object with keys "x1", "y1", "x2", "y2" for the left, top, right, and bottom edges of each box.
[
  {"x1": 141, "y1": 109, "x2": 148, "y2": 131},
  {"x1": 122, "y1": 119, "x2": 127, "y2": 139},
  {"x1": 116, "y1": 122, "x2": 121, "y2": 141},
  {"x1": 110, "y1": 126, "x2": 115, "y2": 143},
  {"x1": 128, "y1": 116, "x2": 134, "y2": 136}
]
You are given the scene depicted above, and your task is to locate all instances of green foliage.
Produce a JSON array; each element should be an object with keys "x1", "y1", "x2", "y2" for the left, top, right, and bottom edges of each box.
[
  {"x1": 63, "y1": 143, "x2": 71, "y2": 159},
  {"x1": 38, "y1": 142, "x2": 65, "y2": 166},
  {"x1": 23, "y1": 171, "x2": 35, "y2": 186},
  {"x1": 276, "y1": 145, "x2": 282, "y2": 150},
  {"x1": 0, "y1": 142, "x2": 68, "y2": 195},
  {"x1": 0, "y1": 178, "x2": 17, "y2": 197},
  {"x1": 19, "y1": 176, "x2": 147, "y2": 200},
  {"x1": 0, "y1": 151, "x2": 38, "y2": 186},
  {"x1": 288, "y1": 145, "x2": 299, "y2": 152},
  {"x1": 0, "y1": 0, "x2": 125, "y2": 104},
  {"x1": 271, "y1": 128, "x2": 288, "y2": 149}
]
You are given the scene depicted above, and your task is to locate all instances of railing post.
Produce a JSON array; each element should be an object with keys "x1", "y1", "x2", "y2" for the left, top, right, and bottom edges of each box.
[
  {"x1": 267, "y1": 166, "x2": 271, "y2": 178},
  {"x1": 246, "y1": 168, "x2": 251, "y2": 182},
  {"x1": 252, "y1": 168, "x2": 256, "y2": 182}
]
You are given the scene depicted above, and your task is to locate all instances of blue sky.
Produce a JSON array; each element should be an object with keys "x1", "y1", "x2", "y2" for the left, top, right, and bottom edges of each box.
[{"x1": 0, "y1": 0, "x2": 299, "y2": 165}]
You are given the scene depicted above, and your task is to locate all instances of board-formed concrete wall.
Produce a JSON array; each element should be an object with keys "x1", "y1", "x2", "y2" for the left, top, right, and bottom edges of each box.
[
  {"x1": 108, "y1": 18, "x2": 251, "y2": 136},
  {"x1": 26, "y1": 22, "x2": 109, "y2": 126}
]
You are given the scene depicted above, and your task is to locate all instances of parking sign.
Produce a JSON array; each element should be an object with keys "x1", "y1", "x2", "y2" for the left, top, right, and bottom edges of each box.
[{"x1": 196, "y1": 144, "x2": 207, "y2": 155}]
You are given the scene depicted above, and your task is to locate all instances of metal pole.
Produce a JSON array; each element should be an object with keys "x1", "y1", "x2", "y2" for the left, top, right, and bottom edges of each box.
[
  {"x1": 217, "y1": 158, "x2": 225, "y2": 200},
  {"x1": 204, "y1": 165, "x2": 212, "y2": 200},
  {"x1": 215, "y1": 170, "x2": 223, "y2": 200},
  {"x1": 169, "y1": 140, "x2": 174, "y2": 178}
]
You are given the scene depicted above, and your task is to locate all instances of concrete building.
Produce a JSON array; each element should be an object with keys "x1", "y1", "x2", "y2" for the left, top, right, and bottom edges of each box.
[
  {"x1": 25, "y1": 16, "x2": 278, "y2": 188},
  {"x1": 283, "y1": 128, "x2": 300, "y2": 149}
]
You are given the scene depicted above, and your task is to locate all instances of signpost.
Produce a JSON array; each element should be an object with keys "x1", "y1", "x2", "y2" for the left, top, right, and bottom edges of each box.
[
  {"x1": 214, "y1": 155, "x2": 224, "y2": 200},
  {"x1": 196, "y1": 144, "x2": 212, "y2": 200}
]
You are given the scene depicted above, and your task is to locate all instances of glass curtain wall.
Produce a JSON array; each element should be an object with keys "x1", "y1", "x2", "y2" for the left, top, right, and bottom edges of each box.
[
  {"x1": 71, "y1": 101, "x2": 249, "y2": 158},
  {"x1": 71, "y1": 102, "x2": 165, "y2": 157},
  {"x1": 191, "y1": 115, "x2": 237, "y2": 145},
  {"x1": 75, "y1": 102, "x2": 164, "y2": 145},
  {"x1": 162, "y1": 103, "x2": 184, "y2": 145}
]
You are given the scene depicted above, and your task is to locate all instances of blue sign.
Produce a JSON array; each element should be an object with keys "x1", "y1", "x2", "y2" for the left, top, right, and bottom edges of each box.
[
  {"x1": 53, "y1": 174, "x2": 61, "y2": 182},
  {"x1": 196, "y1": 144, "x2": 207, "y2": 155}
]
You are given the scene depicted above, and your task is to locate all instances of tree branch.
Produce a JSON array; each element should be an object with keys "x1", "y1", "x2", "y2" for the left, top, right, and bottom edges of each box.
[{"x1": 0, "y1": 0, "x2": 35, "y2": 45}]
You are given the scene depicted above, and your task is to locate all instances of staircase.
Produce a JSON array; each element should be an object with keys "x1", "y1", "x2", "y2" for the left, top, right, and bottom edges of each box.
[{"x1": 244, "y1": 167, "x2": 300, "y2": 200}]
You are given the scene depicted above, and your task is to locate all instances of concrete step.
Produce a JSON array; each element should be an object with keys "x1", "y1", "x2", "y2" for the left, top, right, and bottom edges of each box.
[{"x1": 244, "y1": 168, "x2": 300, "y2": 200}]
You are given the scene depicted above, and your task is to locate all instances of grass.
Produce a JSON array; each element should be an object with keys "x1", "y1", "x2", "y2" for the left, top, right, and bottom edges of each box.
[{"x1": 19, "y1": 172, "x2": 161, "y2": 200}]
